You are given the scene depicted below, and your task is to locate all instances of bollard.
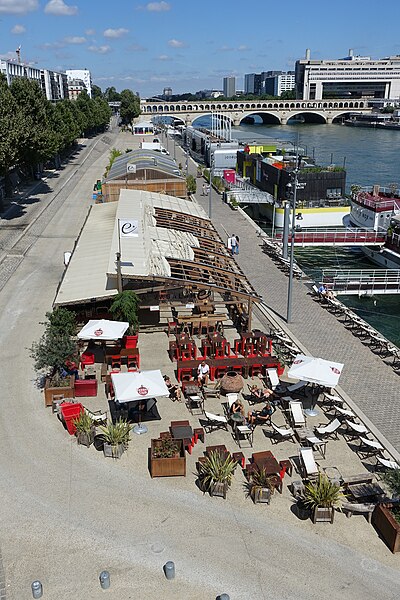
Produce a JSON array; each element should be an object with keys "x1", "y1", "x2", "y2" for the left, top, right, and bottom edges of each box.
[
  {"x1": 217, "y1": 595, "x2": 230, "y2": 600},
  {"x1": 99, "y1": 570, "x2": 111, "y2": 589},
  {"x1": 163, "y1": 561, "x2": 175, "y2": 580},
  {"x1": 31, "y1": 581, "x2": 43, "y2": 599}
]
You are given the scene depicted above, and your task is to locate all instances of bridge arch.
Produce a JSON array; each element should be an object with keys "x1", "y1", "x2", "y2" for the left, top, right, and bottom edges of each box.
[
  {"x1": 191, "y1": 112, "x2": 234, "y2": 127},
  {"x1": 286, "y1": 111, "x2": 327, "y2": 124},
  {"x1": 239, "y1": 111, "x2": 281, "y2": 125}
]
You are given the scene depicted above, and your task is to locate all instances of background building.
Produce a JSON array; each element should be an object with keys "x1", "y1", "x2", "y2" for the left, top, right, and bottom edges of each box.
[
  {"x1": 296, "y1": 48, "x2": 400, "y2": 100},
  {"x1": 66, "y1": 69, "x2": 92, "y2": 98},
  {"x1": 223, "y1": 76, "x2": 236, "y2": 98},
  {"x1": 244, "y1": 73, "x2": 262, "y2": 95},
  {"x1": 163, "y1": 87, "x2": 172, "y2": 99},
  {"x1": 244, "y1": 71, "x2": 295, "y2": 96},
  {"x1": 67, "y1": 78, "x2": 87, "y2": 100},
  {"x1": 0, "y1": 59, "x2": 68, "y2": 101}
]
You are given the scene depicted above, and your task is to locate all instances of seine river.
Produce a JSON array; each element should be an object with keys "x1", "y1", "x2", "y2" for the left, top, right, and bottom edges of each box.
[{"x1": 194, "y1": 118, "x2": 400, "y2": 345}]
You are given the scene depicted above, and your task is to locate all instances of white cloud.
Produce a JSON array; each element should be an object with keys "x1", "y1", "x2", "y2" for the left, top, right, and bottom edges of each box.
[
  {"x1": 0, "y1": 0, "x2": 37, "y2": 14},
  {"x1": 157, "y1": 54, "x2": 170, "y2": 61},
  {"x1": 168, "y1": 39, "x2": 184, "y2": 48},
  {"x1": 146, "y1": 1, "x2": 170, "y2": 11},
  {"x1": 44, "y1": 0, "x2": 78, "y2": 16},
  {"x1": 103, "y1": 28, "x2": 129, "y2": 39},
  {"x1": 88, "y1": 45, "x2": 111, "y2": 54},
  {"x1": 85, "y1": 28, "x2": 95, "y2": 35},
  {"x1": 11, "y1": 24, "x2": 26, "y2": 33},
  {"x1": 238, "y1": 44, "x2": 250, "y2": 51},
  {"x1": 64, "y1": 36, "x2": 86, "y2": 44}
]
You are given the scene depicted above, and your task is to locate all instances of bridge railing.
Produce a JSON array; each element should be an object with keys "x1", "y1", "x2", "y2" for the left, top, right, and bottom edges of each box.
[{"x1": 322, "y1": 268, "x2": 400, "y2": 295}]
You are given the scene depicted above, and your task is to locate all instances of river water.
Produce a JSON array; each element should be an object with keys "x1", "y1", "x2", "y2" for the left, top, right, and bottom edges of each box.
[{"x1": 193, "y1": 118, "x2": 400, "y2": 346}]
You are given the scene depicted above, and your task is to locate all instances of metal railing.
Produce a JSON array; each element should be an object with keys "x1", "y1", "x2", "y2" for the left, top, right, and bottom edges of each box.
[
  {"x1": 322, "y1": 268, "x2": 400, "y2": 295},
  {"x1": 274, "y1": 228, "x2": 385, "y2": 246}
]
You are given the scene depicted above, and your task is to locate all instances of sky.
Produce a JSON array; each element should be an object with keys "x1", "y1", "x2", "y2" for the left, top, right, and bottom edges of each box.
[{"x1": 1, "y1": 0, "x2": 400, "y2": 97}]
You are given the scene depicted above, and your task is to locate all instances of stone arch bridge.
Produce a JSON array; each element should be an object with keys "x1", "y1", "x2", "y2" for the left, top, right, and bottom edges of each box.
[{"x1": 141, "y1": 98, "x2": 371, "y2": 126}]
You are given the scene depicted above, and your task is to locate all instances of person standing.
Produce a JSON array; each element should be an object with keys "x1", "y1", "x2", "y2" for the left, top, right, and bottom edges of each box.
[
  {"x1": 234, "y1": 235, "x2": 240, "y2": 255},
  {"x1": 230, "y1": 234, "x2": 237, "y2": 256}
]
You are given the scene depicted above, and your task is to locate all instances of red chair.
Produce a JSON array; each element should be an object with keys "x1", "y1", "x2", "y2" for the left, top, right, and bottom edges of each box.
[
  {"x1": 279, "y1": 465, "x2": 287, "y2": 481},
  {"x1": 111, "y1": 355, "x2": 121, "y2": 372},
  {"x1": 167, "y1": 321, "x2": 178, "y2": 336},
  {"x1": 250, "y1": 363, "x2": 263, "y2": 378},
  {"x1": 80, "y1": 351, "x2": 95, "y2": 370},
  {"x1": 177, "y1": 367, "x2": 193, "y2": 382}
]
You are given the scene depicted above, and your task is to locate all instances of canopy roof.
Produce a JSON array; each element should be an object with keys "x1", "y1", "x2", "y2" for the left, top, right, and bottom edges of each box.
[
  {"x1": 111, "y1": 370, "x2": 169, "y2": 402},
  {"x1": 287, "y1": 354, "x2": 344, "y2": 388},
  {"x1": 77, "y1": 319, "x2": 129, "y2": 341},
  {"x1": 55, "y1": 189, "x2": 259, "y2": 307},
  {"x1": 105, "y1": 149, "x2": 181, "y2": 182}
]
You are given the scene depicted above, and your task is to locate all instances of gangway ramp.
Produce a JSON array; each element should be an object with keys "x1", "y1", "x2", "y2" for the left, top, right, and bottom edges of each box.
[
  {"x1": 322, "y1": 268, "x2": 400, "y2": 295},
  {"x1": 274, "y1": 228, "x2": 386, "y2": 247}
]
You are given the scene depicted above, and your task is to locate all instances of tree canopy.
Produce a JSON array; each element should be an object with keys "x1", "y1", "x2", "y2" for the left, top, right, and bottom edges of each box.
[{"x1": 119, "y1": 89, "x2": 141, "y2": 124}]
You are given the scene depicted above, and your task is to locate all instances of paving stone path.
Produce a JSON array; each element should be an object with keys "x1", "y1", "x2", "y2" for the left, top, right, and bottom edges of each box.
[{"x1": 193, "y1": 172, "x2": 400, "y2": 453}]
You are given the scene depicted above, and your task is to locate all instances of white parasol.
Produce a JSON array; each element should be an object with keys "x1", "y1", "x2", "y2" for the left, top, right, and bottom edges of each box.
[
  {"x1": 111, "y1": 370, "x2": 169, "y2": 402},
  {"x1": 287, "y1": 354, "x2": 344, "y2": 388},
  {"x1": 77, "y1": 319, "x2": 129, "y2": 341}
]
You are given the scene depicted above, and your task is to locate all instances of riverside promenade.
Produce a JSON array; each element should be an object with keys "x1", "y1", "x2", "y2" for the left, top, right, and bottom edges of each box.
[{"x1": 190, "y1": 165, "x2": 400, "y2": 455}]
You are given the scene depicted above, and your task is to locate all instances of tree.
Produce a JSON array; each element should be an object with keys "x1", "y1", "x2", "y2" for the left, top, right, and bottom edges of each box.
[
  {"x1": 30, "y1": 307, "x2": 77, "y2": 374},
  {"x1": 280, "y1": 89, "x2": 296, "y2": 100},
  {"x1": 104, "y1": 86, "x2": 121, "y2": 103},
  {"x1": 119, "y1": 89, "x2": 140, "y2": 124},
  {"x1": 0, "y1": 76, "x2": 24, "y2": 187},
  {"x1": 91, "y1": 84, "x2": 103, "y2": 99},
  {"x1": 186, "y1": 174, "x2": 197, "y2": 194},
  {"x1": 110, "y1": 291, "x2": 140, "y2": 334},
  {"x1": 10, "y1": 78, "x2": 59, "y2": 171}
]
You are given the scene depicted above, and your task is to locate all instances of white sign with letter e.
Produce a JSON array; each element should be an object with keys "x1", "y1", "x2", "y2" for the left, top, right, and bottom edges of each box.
[{"x1": 119, "y1": 219, "x2": 139, "y2": 237}]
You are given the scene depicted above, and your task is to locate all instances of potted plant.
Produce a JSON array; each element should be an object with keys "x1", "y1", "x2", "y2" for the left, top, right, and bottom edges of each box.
[
  {"x1": 304, "y1": 473, "x2": 344, "y2": 524},
  {"x1": 197, "y1": 451, "x2": 236, "y2": 499},
  {"x1": 372, "y1": 469, "x2": 400, "y2": 553},
  {"x1": 273, "y1": 346, "x2": 287, "y2": 377},
  {"x1": 245, "y1": 467, "x2": 275, "y2": 504},
  {"x1": 99, "y1": 418, "x2": 132, "y2": 459},
  {"x1": 150, "y1": 437, "x2": 186, "y2": 478},
  {"x1": 110, "y1": 290, "x2": 140, "y2": 347},
  {"x1": 30, "y1": 307, "x2": 77, "y2": 406},
  {"x1": 186, "y1": 174, "x2": 197, "y2": 195},
  {"x1": 73, "y1": 411, "x2": 95, "y2": 447},
  {"x1": 229, "y1": 195, "x2": 239, "y2": 210}
]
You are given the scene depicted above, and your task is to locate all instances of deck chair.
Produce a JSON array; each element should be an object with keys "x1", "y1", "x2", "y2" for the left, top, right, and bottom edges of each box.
[
  {"x1": 334, "y1": 405, "x2": 355, "y2": 419},
  {"x1": 271, "y1": 423, "x2": 296, "y2": 444},
  {"x1": 287, "y1": 381, "x2": 307, "y2": 395},
  {"x1": 344, "y1": 420, "x2": 369, "y2": 438},
  {"x1": 289, "y1": 401, "x2": 306, "y2": 428},
  {"x1": 266, "y1": 368, "x2": 280, "y2": 391},
  {"x1": 358, "y1": 437, "x2": 384, "y2": 458},
  {"x1": 203, "y1": 411, "x2": 228, "y2": 433},
  {"x1": 299, "y1": 446, "x2": 319, "y2": 479},
  {"x1": 315, "y1": 418, "x2": 341, "y2": 440},
  {"x1": 222, "y1": 394, "x2": 239, "y2": 417},
  {"x1": 376, "y1": 456, "x2": 400, "y2": 471},
  {"x1": 322, "y1": 393, "x2": 344, "y2": 407},
  {"x1": 83, "y1": 406, "x2": 107, "y2": 426}
]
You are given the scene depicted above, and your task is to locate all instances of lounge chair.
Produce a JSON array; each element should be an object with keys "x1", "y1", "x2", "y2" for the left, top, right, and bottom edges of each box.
[
  {"x1": 266, "y1": 368, "x2": 280, "y2": 391},
  {"x1": 344, "y1": 420, "x2": 369, "y2": 438},
  {"x1": 315, "y1": 418, "x2": 341, "y2": 440},
  {"x1": 299, "y1": 446, "x2": 319, "y2": 479},
  {"x1": 376, "y1": 456, "x2": 400, "y2": 471},
  {"x1": 83, "y1": 406, "x2": 107, "y2": 426},
  {"x1": 203, "y1": 411, "x2": 228, "y2": 433},
  {"x1": 289, "y1": 401, "x2": 306, "y2": 428},
  {"x1": 334, "y1": 405, "x2": 355, "y2": 419},
  {"x1": 323, "y1": 392, "x2": 344, "y2": 407},
  {"x1": 271, "y1": 423, "x2": 296, "y2": 444},
  {"x1": 358, "y1": 437, "x2": 384, "y2": 458}
]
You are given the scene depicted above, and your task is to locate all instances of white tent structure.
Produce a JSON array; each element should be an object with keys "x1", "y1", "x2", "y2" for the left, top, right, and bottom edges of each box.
[
  {"x1": 77, "y1": 319, "x2": 129, "y2": 341},
  {"x1": 287, "y1": 354, "x2": 344, "y2": 388},
  {"x1": 111, "y1": 370, "x2": 169, "y2": 403}
]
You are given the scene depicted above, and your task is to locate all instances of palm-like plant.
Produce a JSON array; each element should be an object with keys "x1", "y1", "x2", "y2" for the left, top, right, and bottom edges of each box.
[
  {"x1": 109, "y1": 291, "x2": 139, "y2": 335},
  {"x1": 304, "y1": 473, "x2": 344, "y2": 510},
  {"x1": 99, "y1": 418, "x2": 132, "y2": 446},
  {"x1": 245, "y1": 467, "x2": 275, "y2": 502},
  {"x1": 197, "y1": 451, "x2": 236, "y2": 492},
  {"x1": 73, "y1": 411, "x2": 94, "y2": 434}
]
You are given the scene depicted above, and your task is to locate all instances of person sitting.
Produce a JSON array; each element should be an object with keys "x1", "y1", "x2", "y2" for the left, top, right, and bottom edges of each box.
[
  {"x1": 247, "y1": 401, "x2": 274, "y2": 425},
  {"x1": 230, "y1": 399, "x2": 244, "y2": 417},
  {"x1": 249, "y1": 385, "x2": 274, "y2": 402},
  {"x1": 197, "y1": 360, "x2": 210, "y2": 386},
  {"x1": 163, "y1": 375, "x2": 182, "y2": 402}
]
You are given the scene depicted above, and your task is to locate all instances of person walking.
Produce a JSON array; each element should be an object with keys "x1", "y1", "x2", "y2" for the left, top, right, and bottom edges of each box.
[
  {"x1": 234, "y1": 235, "x2": 240, "y2": 255},
  {"x1": 230, "y1": 234, "x2": 237, "y2": 256},
  {"x1": 227, "y1": 235, "x2": 232, "y2": 253}
]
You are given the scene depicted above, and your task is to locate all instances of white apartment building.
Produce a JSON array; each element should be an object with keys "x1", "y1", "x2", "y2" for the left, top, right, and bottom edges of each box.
[
  {"x1": 223, "y1": 76, "x2": 236, "y2": 98},
  {"x1": 0, "y1": 59, "x2": 68, "y2": 101},
  {"x1": 263, "y1": 72, "x2": 295, "y2": 96},
  {"x1": 0, "y1": 59, "x2": 41, "y2": 87},
  {"x1": 66, "y1": 69, "x2": 92, "y2": 98},
  {"x1": 296, "y1": 49, "x2": 400, "y2": 100}
]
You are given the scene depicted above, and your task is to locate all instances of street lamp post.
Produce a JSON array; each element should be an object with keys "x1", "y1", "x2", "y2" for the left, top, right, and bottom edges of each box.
[
  {"x1": 208, "y1": 154, "x2": 213, "y2": 219},
  {"x1": 286, "y1": 158, "x2": 300, "y2": 324}
]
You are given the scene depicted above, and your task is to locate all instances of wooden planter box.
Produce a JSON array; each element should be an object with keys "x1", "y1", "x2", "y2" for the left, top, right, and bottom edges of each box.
[
  {"x1": 252, "y1": 487, "x2": 271, "y2": 504},
  {"x1": 44, "y1": 376, "x2": 75, "y2": 407},
  {"x1": 372, "y1": 503, "x2": 400, "y2": 553},
  {"x1": 76, "y1": 429, "x2": 95, "y2": 448},
  {"x1": 103, "y1": 442, "x2": 125, "y2": 459},
  {"x1": 312, "y1": 506, "x2": 335, "y2": 524},
  {"x1": 150, "y1": 439, "x2": 186, "y2": 478},
  {"x1": 210, "y1": 481, "x2": 229, "y2": 499}
]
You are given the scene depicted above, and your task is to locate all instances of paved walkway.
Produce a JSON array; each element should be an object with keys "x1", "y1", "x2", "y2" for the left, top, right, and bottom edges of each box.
[{"x1": 183, "y1": 153, "x2": 400, "y2": 454}]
